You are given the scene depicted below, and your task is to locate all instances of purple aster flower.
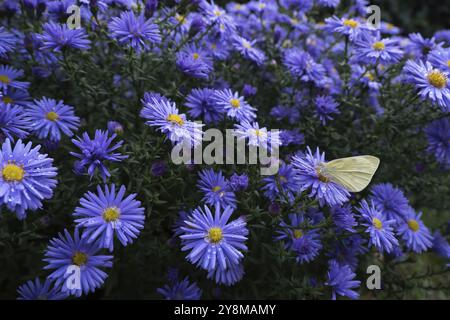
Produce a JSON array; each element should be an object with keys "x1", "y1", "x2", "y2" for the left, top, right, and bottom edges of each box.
[
  {"x1": 157, "y1": 276, "x2": 202, "y2": 300},
  {"x1": 242, "y1": 84, "x2": 257, "y2": 97},
  {"x1": 0, "y1": 26, "x2": 16, "y2": 57},
  {"x1": 328, "y1": 235, "x2": 367, "y2": 270},
  {"x1": 407, "y1": 33, "x2": 442, "y2": 58},
  {"x1": 432, "y1": 231, "x2": 450, "y2": 259},
  {"x1": 354, "y1": 34, "x2": 403, "y2": 65},
  {"x1": 428, "y1": 48, "x2": 450, "y2": 72},
  {"x1": 234, "y1": 121, "x2": 281, "y2": 151},
  {"x1": 204, "y1": 35, "x2": 231, "y2": 61},
  {"x1": 26, "y1": 97, "x2": 80, "y2": 142},
  {"x1": 324, "y1": 16, "x2": 370, "y2": 41},
  {"x1": 176, "y1": 44, "x2": 213, "y2": 79},
  {"x1": 317, "y1": 0, "x2": 340, "y2": 7},
  {"x1": 314, "y1": 95, "x2": 340, "y2": 125},
  {"x1": 212, "y1": 89, "x2": 256, "y2": 123},
  {"x1": 17, "y1": 278, "x2": 67, "y2": 300},
  {"x1": 107, "y1": 121, "x2": 124, "y2": 135},
  {"x1": 292, "y1": 147, "x2": 351, "y2": 207},
  {"x1": 434, "y1": 30, "x2": 450, "y2": 46},
  {"x1": 280, "y1": 129, "x2": 304, "y2": 146},
  {"x1": 283, "y1": 49, "x2": 326, "y2": 86},
  {"x1": 425, "y1": 118, "x2": 450, "y2": 168},
  {"x1": 358, "y1": 200, "x2": 399, "y2": 254},
  {"x1": 397, "y1": 210, "x2": 433, "y2": 253},
  {"x1": 207, "y1": 262, "x2": 244, "y2": 286},
  {"x1": 200, "y1": 1, "x2": 236, "y2": 35},
  {"x1": 275, "y1": 213, "x2": 322, "y2": 264},
  {"x1": 270, "y1": 105, "x2": 300, "y2": 125},
  {"x1": 403, "y1": 60, "x2": 450, "y2": 111},
  {"x1": 325, "y1": 260, "x2": 360, "y2": 300},
  {"x1": 0, "y1": 139, "x2": 57, "y2": 219},
  {"x1": 43, "y1": 228, "x2": 113, "y2": 297},
  {"x1": 38, "y1": 22, "x2": 91, "y2": 52},
  {"x1": 229, "y1": 173, "x2": 249, "y2": 192},
  {"x1": 197, "y1": 169, "x2": 237, "y2": 209},
  {"x1": 1, "y1": 88, "x2": 31, "y2": 106},
  {"x1": 74, "y1": 184, "x2": 145, "y2": 252},
  {"x1": 379, "y1": 22, "x2": 401, "y2": 35},
  {"x1": 262, "y1": 164, "x2": 299, "y2": 202},
  {"x1": 70, "y1": 130, "x2": 128, "y2": 181},
  {"x1": 140, "y1": 92, "x2": 203, "y2": 146},
  {"x1": 0, "y1": 104, "x2": 30, "y2": 141},
  {"x1": 0, "y1": 65, "x2": 30, "y2": 91},
  {"x1": 185, "y1": 88, "x2": 224, "y2": 124},
  {"x1": 109, "y1": 11, "x2": 161, "y2": 53},
  {"x1": 179, "y1": 205, "x2": 248, "y2": 272},
  {"x1": 331, "y1": 204, "x2": 357, "y2": 233},
  {"x1": 150, "y1": 160, "x2": 167, "y2": 177},
  {"x1": 232, "y1": 36, "x2": 266, "y2": 66},
  {"x1": 369, "y1": 183, "x2": 411, "y2": 222}
]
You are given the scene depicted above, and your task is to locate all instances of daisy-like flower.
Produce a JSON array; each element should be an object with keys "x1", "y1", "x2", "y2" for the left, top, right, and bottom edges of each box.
[
  {"x1": 369, "y1": 183, "x2": 411, "y2": 222},
  {"x1": 38, "y1": 22, "x2": 91, "y2": 52},
  {"x1": 140, "y1": 92, "x2": 203, "y2": 146},
  {"x1": 0, "y1": 104, "x2": 30, "y2": 141},
  {"x1": 403, "y1": 60, "x2": 450, "y2": 111},
  {"x1": 314, "y1": 95, "x2": 340, "y2": 125},
  {"x1": 275, "y1": 213, "x2": 322, "y2": 264},
  {"x1": 292, "y1": 147, "x2": 351, "y2": 207},
  {"x1": 397, "y1": 210, "x2": 433, "y2": 253},
  {"x1": 354, "y1": 34, "x2": 403, "y2": 65},
  {"x1": 317, "y1": 0, "x2": 340, "y2": 8},
  {"x1": 283, "y1": 49, "x2": 326, "y2": 86},
  {"x1": 212, "y1": 89, "x2": 256, "y2": 123},
  {"x1": 74, "y1": 184, "x2": 145, "y2": 252},
  {"x1": 26, "y1": 97, "x2": 80, "y2": 142},
  {"x1": 331, "y1": 204, "x2": 357, "y2": 233},
  {"x1": 70, "y1": 130, "x2": 128, "y2": 181},
  {"x1": 197, "y1": 169, "x2": 237, "y2": 209},
  {"x1": 108, "y1": 11, "x2": 161, "y2": 53},
  {"x1": 407, "y1": 33, "x2": 442, "y2": 58},
  {"x1": 261, "y1": 164, "x2": 299, "y2": 202},
  {"x1": 432, "y1": 231, "x2": 450, "y2": 259},
  {"x1": 0, "y1": 139, "x2": 57, "y2": 219},
  {"x1": 157, "y1": 276, "x2": 202, "y2": 300},
  {"x1": 17, "y1": 278, "x2": 67, "y2": 300},
  {"x1": 1, "y1": 88, "x2": 31, "y2": 106},
  {"x1": 328, "y1": 235, "x2": 367, "y2": 270},
  {"x1": 325, "y1": 260, "x2": 360, "y2": 300},
  {"x1": 107, "y1": 121, "x2": 124, "y2": 135},
  {"x1": 232, "y1": 36, "x2": 266, "y2": 66},
  {"x1": 229, "y1": 173, "x2": 249, "y2": 192},
  {"x1": 207, "y1": 262, "x2": 244, "y2": 286},
  {"x1": 179, "y1": 205, "x2": 248, "y2": 272},
  {"x1": 0, "y1": 65, "x2": 30, "y2": 91},
  {"x1": 428, "y1": 48, "x2": 450, "y2": 72},
  {"x1": 200, "y1": 1, "x2": 236, "y2": 35},
  {"x1": 358, "y1": 200, "x2": 399, "y2": 254},
  {"x1": 0, "y1": 26, "x2": 16, "y2": 57},
  {"x1": 324, "y1": 16, "x2": 370, "y2": 41},
  {"x1": 176, "y1": 44, "x2": 213, "y2": 79},
  {"x1": 43, "y1": 228, "x2": 113, "y2": 297},
  {"x1": 234, "y1": 121, "x2": 281, "y2": 151},
  {"x1": 425, "y1": 118, "x2": 450, "y2": 168},
  {"x1": 185, "y1": 88, "x2": 224, "y2": 124}
]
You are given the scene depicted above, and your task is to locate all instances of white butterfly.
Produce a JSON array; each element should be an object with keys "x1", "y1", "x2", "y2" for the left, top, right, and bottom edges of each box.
[{"x1": 317, "y1": 155, "x2": 380, "y2": 192}]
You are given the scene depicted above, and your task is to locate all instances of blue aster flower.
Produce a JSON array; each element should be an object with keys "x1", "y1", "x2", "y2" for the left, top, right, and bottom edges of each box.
[
  {"x1": 176, "y1": 44, "x2": 213, "y2": 79},
  {"x1": 17, "y1": 278, "x2": 67, "y2": 300},
  {"x1": 407, "y1": 33, "x2": 442, "y2": 58},
  {"x1": 157, "y1": 276, "x2": 202, "y2": 300},
  {"x1": 0, "y1": 104, "x2": 30, "y2": 141},
  {"x1": 427, "y1": 49, "x2": 450, "y2": 72},
  {"x1": 0, "y1": 65, "x2": 30, "y2": 91},
  {"x1": 354, "y1": 34, "x2": 403, "y2": 65},
  {"x1": 270, "y1": 105, "x2": 300, "y2": 124},
  {"x1": 280, "y1": 129, "x2": 304, "y2": 147},
  {"x1": 403, "y1": 59, "x2": 450, "y2": 111},
  {"x1": 107, "y1": 121, "x2": 124, "y2": 135},
  {"x1": 232, "y1": 36, "x2": 266, "y2": 66},
  {"x1": 200, "y1": 1, "x2": 236, "y2": 36},
  {"x1": 229, "y1": 173, "x2": 249, "y2": 192},
  {"x1": 369, "y1": 183, "x2": 411, "y2": 222},
  {"x1": 1, "y1": 88, "x2": 31, "y2": 106},
  {"x1": 70, "y1": 130, "x2": 128, "y2": 181},
  {"x1": 0, "y1": 139, "x2": 57, "y2": 219},
  {"x1": 207, "y1": 262, "x2": 244, "y2": 286},
  {"x1": 140, "y1": 92, "x2": 203, "y2": 146},
  {"x1": 434, "y1": 30, "x2": 450, "y2": 46},
  {"x1": 328, "y1": 235, "x2": 367, "y2": 270},
  {"x1": 109, "y1": 11, "x2": 161, "y2": 53},
  {"x1": 26, "y1": 97, "x2": 80, "y2": 142},
  {"x1": 283, "y1": 48, "x2": 326, "y2": 86},
  {"x1": 38, "y1": 22, "x2": 91, "y2": 52},
  {"x1": 179, "y1": 205, "x2": 248, "y2": 272},
  {"x1": 325, "y1": 260, "x2": 360, "y2": 300},
  {"x1": 185, "y1": 88, "x2": 224, "y2": 124},
  {"x1": 212, "y1": 89, "x2": 256, "y2": 123},
  {"x1": 43, "y1": 228, "x2": 113, "y2": 297},
  {"x1": 292, "y1": 147, "x2": 351, "y2": 207},
  {"x1": 432, "y1": 231, "x2": 450, "y2": 259},
  {"x1": 275, "y1": 213, "x2": 322, "y2": 264},
  {"x1": 331, "y1": 204, "x2": 357, "y2": 233},
  {"x1": 74, "y1": 184, "x2": 145, "y2": 252},
  {"x1": 197, "y1": 169, "x2": 237, "y2": 209},
  {"x1": 314, "y1": 95, "x2": 340, "y2": 125},
  {"x1": 262, "y1": 164, "x2": 299, "y2": 202},
  {"x1": 0, "y1": 26, "x2": 16, "y2": 57},
  {"x1": 358, "y1": 200, "x2": 399, "y2": 254},
  {"x1": 324, "y1": 16, "x2": 370, "y2": 41},
  {"x1": 204, "y1": 35, "x2": 231, "y2": 60},
  {"x1": 397, "y1": 210, "x2": 433, "y2": 253},
  {"x1": 425, "y1": 118, "x2": 450, "y2": 168},
  {"x1": 234, "y1": 121, "x2": 281, "y2": 151},
  {"x1": 317, "y1": 0, "x2": 340, "y2": 7}
]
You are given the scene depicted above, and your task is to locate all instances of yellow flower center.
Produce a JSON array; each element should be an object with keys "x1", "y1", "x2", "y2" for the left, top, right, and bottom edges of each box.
[
  {"x1": 447, "y1": 60, "x2": 450, "y2": 69},
  {"x1": 212, "y1": 186, "x2": 221, "y2": 192},
  {"x1": 427, "y1": 70, "x2": 447, "y2": 89},
  {"x1": 386, "y1": 23, "x2": 394, "y2": 30},
  {"x1": 343, "y1": 19, "x2": 358, "y2": 28},
  {"x1": 230, "y1": 98, "x2": 240, "y2": 108},
  {"x1": 243, "y1": 41, "x2": 252, "y2": 49},
  {"x1": 293, "y1": 229, "x2": 303, "y2": 239},
  {"x1": 175, "y1": 14, "x2": 186, "y2": 24},
  {"x1": 192, "y1": 53, "x2": 200, "y2": 60},
  {"x1": 0, "y1": 75, "x2": 10, "y2": 84},
  {"x1": 373, "y1": 218, "x2": 383, "y2": 230},
  {"x1": 103, "y1": 207, "x2": 121, "y2": 222},
  {"x1": 278, "y1": 175, "x2": 287, "y2": 183},
  {"x1": 214, "y1": 10, "x2": 222, "y2": 17},
  {"x1": 210, "y1": 43, "x2": 217, "y2": 50},
  {"x1": 208, "y1": 227, "x2": 223, "y2": 244},
  {"x1": 72, "y1": 251, "x2": 88, "y2": 266},
  {"x1": 407, "y1": 219, "x2": 420, "y2": 232},
  {"x1": 365, "y1": 72, "x2": 375, "y2": 81},
  {"x1": 167, "y1": 114, "x2": 184, "y2": 126},
  {"x1": 2, "y1": 163, "x2": 25, "y2": 182},
  {"x1": 3, "y1": 96, "x2": 12, "y2": 104},
  {"x1": 372, "y1": 41, "x2": 385, "y2": 51},
  {"x1": 290, "y1": 18, "x2": 299, "y2": 25},
  {"x1": 46, "y1": 111, "x2": 59, "y2": 121}
]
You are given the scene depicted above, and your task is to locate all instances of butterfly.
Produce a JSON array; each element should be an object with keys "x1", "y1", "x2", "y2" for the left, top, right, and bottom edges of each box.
[{"x1": 317, "y1": 155, "x2": 380, "y2": 192}]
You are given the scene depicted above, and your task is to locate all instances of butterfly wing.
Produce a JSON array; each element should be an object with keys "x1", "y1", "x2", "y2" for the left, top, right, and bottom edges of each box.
[{"x1": 323, "y1": 156, "x2": 380, "y2": 192}]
